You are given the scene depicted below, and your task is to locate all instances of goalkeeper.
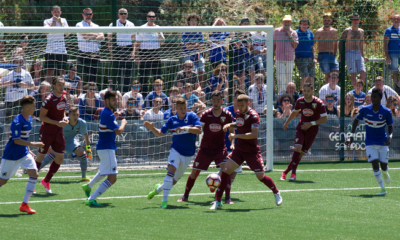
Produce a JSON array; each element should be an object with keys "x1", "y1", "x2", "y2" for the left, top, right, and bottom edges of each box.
[{"x1": 39, "y1": 107, "x2": 92, "y2": 181}]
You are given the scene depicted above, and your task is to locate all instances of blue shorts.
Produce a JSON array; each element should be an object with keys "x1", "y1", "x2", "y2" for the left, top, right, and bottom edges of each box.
[
  {"x1": 253, "y1": 54, "x2": 267, "y2": 71},
  {"x1": 345, "y1": 49, "x2": 365, "y2": 74},
  {"x1": 65, "y1": 139, "x2": 81, "y2": 155},
  {"x1": 390, "y1": 54, "x2": 400, "y2": 71},
  {"x1": 318, "y1": 52, "x2": 339, "y2": 74}
]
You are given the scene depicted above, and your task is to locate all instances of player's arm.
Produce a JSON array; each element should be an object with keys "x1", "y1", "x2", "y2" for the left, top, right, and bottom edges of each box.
[
  {"x1": 144, "y1": 121, "x2": 164, "y2": 137},
  {"x1": 345, "y1": 118, "x2": 360, "y2": 146},
  {"x1": 115, "y1": 119, "x2": 127, "y2": 136},
  {"x1": 39, "y1": 107, "x2": 68, "y2": 128},
  {"x1": 14, "y1": 139, "x2": 44, "y2": 148},
  {"x1": 82, "y1": 132, "x2": 93, "y2": 161},
  {"x1": 230, "y1": 125, "x2": 258, "y2": 140},
  {"x1": 228, "y1": 127, "x2": 235, "y2": 150},
  {"x1": 175, "y1": 125, "x2": 202, "y2": 135},
  {"x1": 301, "y1": 115, "x2": 328, "y2": 131},
  {"x1": 223, "y1": 122, "x2": 237, "y2": 132},
  {"x1": 385, "y1": 125, "x2": 393, "y2": 146},
  {"x1": 282, "y1": 109, "x2": 300, "y2": 130}
]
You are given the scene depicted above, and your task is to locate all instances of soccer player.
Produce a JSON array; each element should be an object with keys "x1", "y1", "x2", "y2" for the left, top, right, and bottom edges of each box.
[
  {"x1": 345, "y1": 88, "x2": 393, "y2": 195},
  {"x1": 145, "y1": 97, "x2": 202, "y2": 209},
  {"x1": 176, "y1": 91, "x2": 233, "y2": 203},
  {"x1": 0, "y1": 96, "x2": 45, "y2": 214},
  {"x1": 211, "y1": 94, "x2": 282, "y2": 210},
  {"x1": 281, "y1": 83, "x2": 327, "y2": 181},
  {"x1": 38, "y1": 106, "x2": 92, "y2": 181},
  {"x1": 35, "y1": 76, "x2": 68, "y2": 193},
  {"x1": 82, "y1": 90, "x2": 127, "y2": 206}
]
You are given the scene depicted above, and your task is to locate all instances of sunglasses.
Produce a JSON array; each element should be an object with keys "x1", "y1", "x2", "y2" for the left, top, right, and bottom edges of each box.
[
  {"x1": 132, "y1": 86, "x2": 140, "y2": 90},
  {"x1": 119, "y1": 12, "x2": 127, "y2": 15},
  {"x1": 283, "y1": 99, "x2": 290, "y2": 102},
  {"x1": 391, "y1": 103, "x2": 398, "y2": 106},
  {"x1": 84, "y1": 13, "x2": 93, "y2": 16},
  {"x1": 88, "y1": 88, "x2": 97, "y2": 91},
  {"x1": 154, "y1": 85, "x2": 163, "y2": 87},
  {"x1": 184, "y1": 65, "x2": 193, "y2": 68},
  {"x1": 147, "y1": 16, "x2": 156, "y2": 18},
  {"x1": 326, "y1": 100, "x2": 334, "y2": 103},
  {"x1": 128, "y1": 103, "x2": 136, "y2": 106}
]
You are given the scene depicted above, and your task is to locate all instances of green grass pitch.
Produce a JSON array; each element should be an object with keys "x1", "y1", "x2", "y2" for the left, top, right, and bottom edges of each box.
[{"x1": 1, "y1": 162, "x2": 399, "y2": 239}]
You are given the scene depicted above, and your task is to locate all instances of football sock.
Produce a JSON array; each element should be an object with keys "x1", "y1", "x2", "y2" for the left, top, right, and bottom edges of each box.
[
  {"x1": 88, "y1": 179, "x2": 112, "y2": 200},
  {"x1": 184, "y1": 174, "x2": 197, "y2": 198},
  {"x1": 260, "y1": 175, "x2": 279, "y2": 194},
  {"x1": 156, "y1": 183, "x2": 163, "y2": 193},
  {"x1": 224, "y1": 176, "x2": 232, "y2": 200},
  {"x1": 0, "y1": 183, "x2": 2, "y2": 187},
  {"x1": 231, "y1": 178, "x2": 236, "y2": 185},
  {"x1": 23, "y1": 177, "x2": 37, "y2": 203},
  {"x1": 79, "y1": 154, "x2": 88, "y2": 178},
  {"x1": 44, "y1": 161, "x2": 60, "y2": 183},
  {"x1": 35, "y1": 161, "x2": 42, "y2": 170},
  {"x1": 283, "y1": 160, "x2": 293, "y2": 174},
  {"x1": 381, "y1": 163, "x2": 388, "y2": 172},
  {"x1": 88, "y1": 172, "x2": 105, "y2": 188},
  {"x1": 373, "y1": 169, "x2": 385, "y2": 189},
  {"x1": 162, "y1": 172, "x2": 174, "y2": 202},
  {"x1": 291, "y1": 151, "x2": 302, "y2": 175},
  {"x1": 215, "y1": 172, "x2": 230, "y2": 202},
  {"x1": 39, "y1": 153, "x2": 55, "y2": 171}
]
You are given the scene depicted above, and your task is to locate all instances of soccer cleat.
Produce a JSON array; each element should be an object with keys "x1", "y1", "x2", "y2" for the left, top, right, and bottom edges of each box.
[
  {"x1": 81, "y1": 183, "x2": 92, "y2": 198},
  {"x1": 20, "y1": 203, "x2": 36, "y2": 214},
  {"x1": 160, "y1": 201, "x2": 168, "y2": 209},
  {"x1": 81, "y1": 177, "x2": 91, "y2": 182},
  {"x1": 85, "y1": 199, "x2": 103, "y2": 207},
  {"x1": 177, "y1": 195, "x2": 188, "y2": 202},
  {"x1": 210, "y1": 201, "x2": 223, "y2": 210},
  {"x1": 288, "y1": 174, "x2": 296, "y2": 181},
  {"x1": 33, "y1": 187, "x2": 36, "y2": 194},
  {"x1": 274, "y1": 192, "x2": 283, "y2": 206},
  {"x1": 377, "y1": 188, "x2": 387, "y2": 196},
  {"x1": 382, "y1": 171, "x2": 390, "y2": 184},
  {"x1": 209, "y1": 187, "x2": 216, "y2": 193},
  {"x1": 225, "y1": 198, "x2": 234, "y2": 204},
  {"x1": 147, "y1": 183, "x2": 161, "y2": 200},
  {"x1": 40, "y1": 179, "x2": 52, "y2": 193},
  {"x1": 280, "y1": 172, "x2": 287, "y2": 181}
]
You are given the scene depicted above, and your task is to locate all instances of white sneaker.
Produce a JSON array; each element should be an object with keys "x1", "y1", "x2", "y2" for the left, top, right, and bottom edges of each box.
[
  {"x1": 382, "y1": 171, "x2": 390, "y2": 184},
  {"x1": 377, "y1": 188, "x2": 387, "y2": 196},
  {"x1": 274, "y1": 192, "x2": 283, "y2": 206},
  {"x1": 210, "y1": 201, "x2": 223, "y2": 210}
]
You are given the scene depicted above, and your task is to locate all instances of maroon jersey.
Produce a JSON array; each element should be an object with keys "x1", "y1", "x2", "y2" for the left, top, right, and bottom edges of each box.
[
  {"x1": 199, "y1": 107, "x2": 233, "y2": 155},
  {"x1": 235, "y1": 107, "x2": 260, "y2": 153},
  {"x1": 294, "y1": 96, "x2": 327, "y2": 129},
  {"x1": 40, "y1": 91, "x2": 67, "y2": 134}
]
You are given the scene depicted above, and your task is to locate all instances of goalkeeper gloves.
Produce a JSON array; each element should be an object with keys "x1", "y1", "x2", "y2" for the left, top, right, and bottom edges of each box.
[{"x1": 86, "y1": 145, "x2": 92, "y2": 161}]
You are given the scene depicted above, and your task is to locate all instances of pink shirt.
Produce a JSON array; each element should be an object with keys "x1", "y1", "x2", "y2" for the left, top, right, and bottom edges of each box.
[{"x1": 274, "y1": 27, "x2": 298, "y2": 61}]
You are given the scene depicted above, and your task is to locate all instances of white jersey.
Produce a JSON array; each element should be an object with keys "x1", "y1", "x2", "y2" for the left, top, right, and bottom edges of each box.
[
  {"x1": 248, "y1": 83, "x2": 267, "y2": 114},
  {"x1": 122, "y1": 91, "x2": 144, "y2": 108},
  {"x1": 143, "y1": 108, "x2": 164, "y2": 121},
  {"x1": 76, "y1": 21, "x2": 101, "y2": 52},
  {"x1": 367, "y1": 85, "x2": 398, "y2": 106},
  {"x1": 109, "y1": 20, "x2": 136, "y2": 46},
  {"x1": 319, "y1": 83, "x2": 341, "y2": 107},
  {"x1": 1, "y1": 69, "x2": 34, "y2": 102},
  {"x1": 44, "y1": 17, "x2": 69, "y2": 54}
]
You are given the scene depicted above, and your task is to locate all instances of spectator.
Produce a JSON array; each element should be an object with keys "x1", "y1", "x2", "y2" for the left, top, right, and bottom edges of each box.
[
  {"x1": 175, "y1": 60, "x2": 205, "y2": 102},
  {"x1": 120, "y1": 97, "x2": 142, "y2": 120},
  {"x1": 209, "y1": 17, "x2": 230, "y2": 69},
  {"x1": 144, "y1": 79, "x2": 168, "y2": 110},
  {"x1": 99, "y1": 79, "x2": 123, "y2": 109},
  {"x1": 324, "y1": 93, "x2": 338, "y2": 116},
  {"x1": 205, "y1": 63, "x2": 229, "y2": 100},
  {"x1": 295, "y1": 18, "x2": 317, "y2": 93},
  {"x1": 248, "y1": 73, "x2": 267, "y2": 114},
  {"x1": 182, "y1": 13, "x2": 205, "y2": 87},
  {"x1": 384, "y1": 14, "x2": 400, "y2": 95},
  {"x1": 0, "y1": 20, "x2": 5, "y2": 63},
  {"x1": 43, "y1": 5, "x2": 69, "y2": 83},
  {"x1": 339, "y1": 13, "x2": 368, "y2": 87},
  {"x1": 10, "y1": 34, "x2": 29, "y2": 70},
  {"x1": 135, "y1": 11, "x2": 165, "y2": 95},
  {"x1": 164, "y1": 95, "x2": 177, "y2": 119},
  {"x1": 76, "y1": 8, "x2": 105, "y2": 83},
  {"x1": 319, "y1": 72, "x2": 341, "y2": 107},
  {"x1": 28, "y1": 59, "x2": 45, "y2": 93},
  {"x1": 276, "y1": 93, "x2": 293, "y2": 118},
  {"x1": 251, "y1": 17, "x2": 268, "y2": 76},
  {"x1": 364, "y1": 93, "x2": 372, "y2": 105},
  {"x1": 122, "y1": 80, "x2": 144, "y2": 110},
  {"x1": 167, "y1": 86, "x2": 179, "y2": 109},
  {"x1": 64, "y1": 82, "x2": 76, "y2": 113},
  {"x1": 63, "y1": 65, "x2": 82, "y2": 97},
  {"x1": 386, "y1": 96, "x2": 400, "y2": 117},
  {"x1": 314, "y1": 12, "x2": 339, "y2": 83},
  {"x1": 348, "y1": 79, "x2": 366, "y2": 107},
  {"x1": 30, "y1": 81, "x2": 52, "y2": 118},
  {"x1": 143, "y1": 97, "x2": 164, "y2": 121},
  {"x1": 338, "y1": 92, "x2": 356, "y2": 117},
  {"x1": 78, "y1": 82, "x2": 103, "y2": 120},
  {"x1": 367, "y1": 76, "x2": 400, "y2": 106},
  {"x1": 233, "y1": 17, "x2": 254, "y2": 86},
  {"x1": 278, "y1": 82, "x2": 300, "y2": 107},
  {"x1": 233, "y1": 75, "x2": 240, "y2": 94},
  {"x1": 108, "y1": 8, "x2": 136, "y2": 93},
  {"x1": 273, "y1": 15, "x2": 299, "y2": 94},
  {"x1": 0, "y1": 57, "x2": 34, "y2": 122},
  {"x1": 182, "y1": 83, "x2": 206, "y2": 111}
]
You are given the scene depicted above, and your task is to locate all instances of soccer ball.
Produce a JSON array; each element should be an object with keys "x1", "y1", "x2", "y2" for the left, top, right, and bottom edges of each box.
[{"x1": 206, "y1": 174, "x2": 221, "y2": 189}]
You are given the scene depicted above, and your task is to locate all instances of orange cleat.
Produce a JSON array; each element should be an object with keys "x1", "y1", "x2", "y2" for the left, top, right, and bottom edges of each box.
[
  {"x1": 20, "y1": 203, "x2": 36, "y2": 214},
  {"x1": 209, "y1": 187, "x2": 216, "y2": 193}
]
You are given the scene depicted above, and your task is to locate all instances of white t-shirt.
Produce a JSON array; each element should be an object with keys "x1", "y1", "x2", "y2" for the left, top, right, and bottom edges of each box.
[
  {"x1": 109, "y1": 20, "x2": 136, "y2": 46},
  {"x1": 367, "y1": 85, "x2": 399, "y2": 106},
  {"x1": 1, "y1": 69, "x2": 34, "y2": 102},
  {"x1": 250, "y1": 31, "x2": 267, "y2": 52},
  {"x1": 319, "y1": 83, "x2": 341, "y2": 107},
  {"x1": 143, "y1": 108, "x2": 164, "y2": 121},
  {"x1": 99, "y1": 88, "x2": 121, "y2": 99},
  {"x1": 44, "y1": 17, "x2": 69, "y2": 54},
  {"x1": 76, "y1": 21, "x2": 101, "y2": 52},
  {"x1": 136, "y1": 23, "x2": 164, "y2": 49},
  {"x1": 248, "y1": 83, "x2": 267, "y2": 114},
  {"x1": 122, "y1": 91, "x2": 144, "y2": 109}
]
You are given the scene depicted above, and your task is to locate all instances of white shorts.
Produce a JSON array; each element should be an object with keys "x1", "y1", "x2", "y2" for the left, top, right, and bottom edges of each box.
[
  {"x1": 219, "y1": 164, "x2": 243, "y2": 173},
  {"x1": 97, "y1": 150, "x2": 118, "y2": 176},
  {"x1": 168, "y1": 148, "x2": 192, "y2": 182},
  {"x1": 0, "y1": 154, "x2": 37, "y2": 180},
  {"x1": 366, "y1": 145, "x2": 389, "y2": 164}
]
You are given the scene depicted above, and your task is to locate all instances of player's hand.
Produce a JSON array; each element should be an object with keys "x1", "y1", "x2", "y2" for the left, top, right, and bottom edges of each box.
[
  {"x1": 33, "y1": 142, "x2": 45, "y2": 148},
  {"x1": 384, "y1": 136, "x2": 391, "y2": 146},
  {"x1": 175, "y1": 127, "x2": 188, "y2": 134},
  {"x1": 345, "y1": 137, "x2": 353, "y2": 146},
  {"x1": 301, "y1": 122, "x2": 313, "y2": 130},
  {"x1": 58, "y1": 120, "x2": 68, "y2": 128},
  {"x1": 230, "y1": 143, "x2": 235, "y2": 150},
  {"x1": 143, "y1": 121, "x2": 154, "y2": 130},
  {"x1": 228, "y1": 133, "x2": 236, "y2": 142},
  {"x1": 282, "y1": 122, "x2": 289, "y2": 131},
  {"x1": 29, "y1": 151, "x2": 36, "y2": 158},
  {"x1": 223, "y1": 123, "x2": 232, "y2": 132},
  {"x1": 114, "y1": 110, "x2": 121, "y2": 120},
  {"x1": 86, "y1": 145, "x2": 92, "y2": 161},
  {"x1": 121, "y1": 119, "x2": 127, "y2": 125}
]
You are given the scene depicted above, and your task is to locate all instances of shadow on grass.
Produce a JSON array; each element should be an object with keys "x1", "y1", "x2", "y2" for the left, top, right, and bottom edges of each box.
[
  {"x1": 31, "y1": 193, "x2": 58, "y2": 197},
  {"x1": 0, "y1": 213, "x2": 32, "y2": 218},
  {"x1": 288, "y1": 180, "x2": 315, "y2": 184},
  {"x1": 52, "y1": 181, "x2": 81, "y2": 184},
  {"x1": 204, "y1": 208, "x2": 273, "y2": 213},
  {"x1": 189, "y1": 198, "x2": 245, "y2": 207},
  {"x1": 349, "y1": 194, "x2": 385, "y2": 198},
  {"x1": 88, "y1": 203, "x2": 115, "y2": 208}
]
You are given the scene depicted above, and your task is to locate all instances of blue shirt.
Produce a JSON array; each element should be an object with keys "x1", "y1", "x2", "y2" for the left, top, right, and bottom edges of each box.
[
  {"x1": 97, "y1": 107, "x2": 120, "y2": 151},
  {"x1": 2, "y1": 114, "x2": 32, "y2": 160},
  {"x1": 224, "y1": 105, "x2": 237, "y2": 152},
  {"x1": 160, "y1": 112, "x2": 202, "y2": 156},
  {"x1": 207, "y1": 74, "x2": 229, "y2": 93},
  {"x1": 295, "y1": 29, "x2": 314, "y2": 58},
  {"x1": 356, "y1": 105, "x2": 393, "y2": 146},
  {"x1": 163, "y1": 108, "x2": 177, "y2": 119},
  {"x1": 63, "y1": 118, "x2": 88, "y2": 144},
  {"x1": 384, "y1": 26, "x2": 400, "y2": 55},
  {"x1": 181, "y1": 32, "x2": 204, "y2": 58},
  {"x1": 209, "y1": 32, "x2": 230, "y2": 62},
  {"x1": 349, "y1": 90, "x2": 366, "y2": 107},
  {"x1": 182, "y1": 94, "x2": 199, "y2": 110},
  {"x1": 144, "y1": 91, "x2": 168, "y2": 110}
]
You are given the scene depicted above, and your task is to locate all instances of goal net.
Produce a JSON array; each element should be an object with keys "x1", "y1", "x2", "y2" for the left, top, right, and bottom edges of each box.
[{"x1": 0, "y1": 25, "x2": 275, "y2": 171}]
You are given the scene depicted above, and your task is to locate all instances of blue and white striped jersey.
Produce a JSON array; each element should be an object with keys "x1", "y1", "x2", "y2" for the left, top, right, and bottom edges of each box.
[
  {"x1": 97, "y1": 107, "x2": 120, "y2": 151},
  {"x1": 2, "y1": 114, "x2": 32, "y2": 160}
]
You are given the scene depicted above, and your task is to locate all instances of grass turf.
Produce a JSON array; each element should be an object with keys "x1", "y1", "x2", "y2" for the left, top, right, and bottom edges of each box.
[{"x1": 1, "y1": 162, "x2": 399, "y2": 239}]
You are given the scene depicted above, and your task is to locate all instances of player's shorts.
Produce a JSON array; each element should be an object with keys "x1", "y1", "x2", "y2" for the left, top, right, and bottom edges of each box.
[
  {"x1": 168, "y1": 148, "x2": 192, "y2": 182},
  {"x1": 295, "y1": 57, "x2": 315, "y2": 78},
  {"x1": 220, "y1": 163, "x2": 243, "y2": 173},
  {"x1": 38, "y1": 131, "x2": 65, "y2": 155},
  {"x1": 0, "y1": 154, "x2": 37, "y2": 180},
  {"x1": 97, "y1": 150, "x2": 118, "y2": 176},
  {"x1": 389, "y1": 54, "x2": 400, "y2": 71},
  {"x1": 294, "y1": 126, "x2": 319, "y2": 154},
  {"x1": 65, "y1": 139, "x2": 81, "y2": 155},
  {"x1": 44, "y1": 53, "x2": 68, "y2": 70},
  {"x1": 318, "y1": 52, "x2": 339, "y2": 74},
  {"x1": 192, "y1": 148, "x2": 228, "y2": 171},
  {"x1": 366, "y1": 145, "x2": 389, "y2": 164},
  {"x1": 228, "y1": 149, "x2": 264, "y2": 173},
  {"x1": 345, "y1": 49, "x2": 365, "y2": 74}
]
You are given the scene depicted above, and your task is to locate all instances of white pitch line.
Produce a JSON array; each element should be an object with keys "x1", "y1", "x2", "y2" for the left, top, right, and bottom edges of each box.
[{"x1": 1, "y1": 186, "x2": 399, "y2": 205}]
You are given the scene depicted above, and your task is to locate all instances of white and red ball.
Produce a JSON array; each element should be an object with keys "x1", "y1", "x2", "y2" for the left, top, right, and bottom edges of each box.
[{"x1": 206, "y1": 174, "x2": 221, "y2": 189}]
